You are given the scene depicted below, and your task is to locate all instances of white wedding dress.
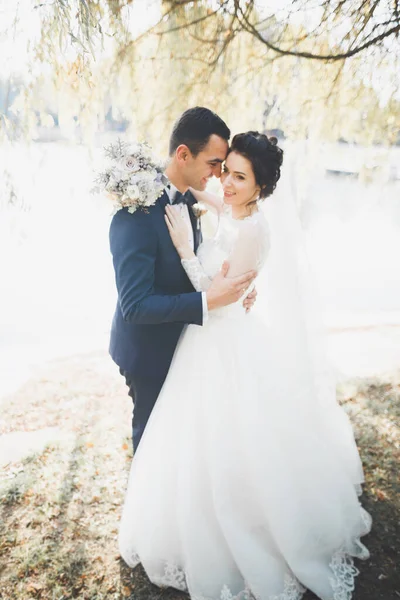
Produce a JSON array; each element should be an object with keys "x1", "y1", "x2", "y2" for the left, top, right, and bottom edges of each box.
[{"x1": 118, "y1": 206, "x2": 371, "y2": 600}]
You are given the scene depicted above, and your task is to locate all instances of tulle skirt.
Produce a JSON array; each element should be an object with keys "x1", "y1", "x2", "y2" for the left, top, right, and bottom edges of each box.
[{"x1": 119, "y1": 309, "x2": 371, "y2": 600}]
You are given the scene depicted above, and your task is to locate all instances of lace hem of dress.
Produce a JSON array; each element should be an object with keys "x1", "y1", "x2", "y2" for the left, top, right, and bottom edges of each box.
[
  {"x1": 122, "y1": 550, "x2": 366, "y2": 600},
  {"x1": 121, "y1": 507, "x2": 372, "y2": 600},
  {"x1": 327, "y1": 506, "x2": 372, "y2": 600},
  {"x1": 121, "y1": 553, "x2": 304, "y2": 600}
]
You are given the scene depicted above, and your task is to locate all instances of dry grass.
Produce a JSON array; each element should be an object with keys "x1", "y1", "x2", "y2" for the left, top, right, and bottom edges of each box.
[{"x1": 0, "y1": 352, "x2": 399, "y2": 600}]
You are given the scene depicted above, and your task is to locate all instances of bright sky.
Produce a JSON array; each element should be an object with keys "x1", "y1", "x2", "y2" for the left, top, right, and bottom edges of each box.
[
  {"x1": 0, "y1": 0, "x2": 41, "y2": 78},
  {"x1": 0, "y1": 0, "x2": 161, "y2": 78}
]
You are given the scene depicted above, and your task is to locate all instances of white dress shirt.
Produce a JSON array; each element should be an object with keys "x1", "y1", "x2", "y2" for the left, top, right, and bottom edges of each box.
[{"x1": 165, "y1": 184, "x2": 208, "y2": 323}]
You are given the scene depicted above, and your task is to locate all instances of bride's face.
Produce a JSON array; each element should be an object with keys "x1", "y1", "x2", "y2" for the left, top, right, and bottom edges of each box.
[{"x1": 220, "y1": 152, "x2": 260, "y2": 207}]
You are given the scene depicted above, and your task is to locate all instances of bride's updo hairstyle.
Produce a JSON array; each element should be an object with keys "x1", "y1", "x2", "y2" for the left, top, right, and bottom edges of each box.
[{"x1": 229, "y1": 131, "x2": 283, "y2": 199}]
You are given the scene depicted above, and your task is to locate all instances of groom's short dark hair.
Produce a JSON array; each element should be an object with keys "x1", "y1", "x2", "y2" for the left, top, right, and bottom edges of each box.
[{"x1": 169, "y1": 107, "x2": 230, "y2": 157}]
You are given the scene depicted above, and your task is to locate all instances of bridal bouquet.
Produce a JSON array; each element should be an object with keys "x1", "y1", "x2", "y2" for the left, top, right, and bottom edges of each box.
[{"x1": 93, "y1": 139, "x2": 166, "y2": 214}]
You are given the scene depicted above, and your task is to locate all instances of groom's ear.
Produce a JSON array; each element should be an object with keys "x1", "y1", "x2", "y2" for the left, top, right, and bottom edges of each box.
[{"x1": 176, "y1": 144, "x2": 191, "y2": 162}]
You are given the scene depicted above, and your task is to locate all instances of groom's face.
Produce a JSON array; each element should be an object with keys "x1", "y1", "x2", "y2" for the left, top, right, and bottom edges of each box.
[{"x1": 184, "y1": 134, "x2": 228, "y2": 191}]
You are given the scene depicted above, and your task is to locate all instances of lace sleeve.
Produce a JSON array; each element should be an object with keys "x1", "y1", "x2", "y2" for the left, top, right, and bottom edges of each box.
[{"x1": 181, "y1": 257, "x2": 212, "y2": 292}]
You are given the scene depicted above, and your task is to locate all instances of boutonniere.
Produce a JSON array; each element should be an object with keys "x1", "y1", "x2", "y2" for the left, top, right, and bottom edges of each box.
[{"x1": 191, "y1": 202, "x2": 208, "y2": 219}]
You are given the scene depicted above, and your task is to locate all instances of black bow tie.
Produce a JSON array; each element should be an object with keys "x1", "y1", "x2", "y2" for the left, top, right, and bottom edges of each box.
[{"x1": 172, "y1": 190, "x2": 191, "y2": 206}]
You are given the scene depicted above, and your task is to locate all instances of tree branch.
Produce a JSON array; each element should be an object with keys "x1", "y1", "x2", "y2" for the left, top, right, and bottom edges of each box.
[{"x1": 237, "y1": 3, "x2": 400, "y2": 61}]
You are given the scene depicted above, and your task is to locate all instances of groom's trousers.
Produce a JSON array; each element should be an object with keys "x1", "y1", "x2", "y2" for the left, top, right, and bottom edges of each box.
[{"x1": 119, "y1": 368, "x2": 166, "y2": 452}]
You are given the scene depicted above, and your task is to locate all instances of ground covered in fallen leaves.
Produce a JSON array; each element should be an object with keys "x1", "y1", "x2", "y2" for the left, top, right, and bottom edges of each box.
[{"x1": 0, "y1": 352, "x2": 399, "y2": 600}]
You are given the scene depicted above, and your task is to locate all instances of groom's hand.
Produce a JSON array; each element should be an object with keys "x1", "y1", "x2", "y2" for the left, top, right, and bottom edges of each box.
[{"x1": 206, "y1": 261, "x2": 257, "y2": 311}]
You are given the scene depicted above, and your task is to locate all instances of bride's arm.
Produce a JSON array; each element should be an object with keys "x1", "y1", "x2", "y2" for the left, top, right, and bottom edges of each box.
[
  {"x1": 188, "y1": 187, "x2": 223, "y2": 215},
  {"x1": 165, "y1": 204, "x2": 212, "y2": 292},
  {"x1": 165, "y1": 206, "x2": 267, "y2": 309},
  {"x1": 165, "y1": 204, "x2": 196, "y2": 261},
  {"x1": 226, "y1": 220, "x2": 269, "y2": 279}
]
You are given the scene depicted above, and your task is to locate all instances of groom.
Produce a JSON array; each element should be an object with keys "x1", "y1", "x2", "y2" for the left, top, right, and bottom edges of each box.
[{"x1": 109, "y1": 107, "x2": 257, "y2": 451}]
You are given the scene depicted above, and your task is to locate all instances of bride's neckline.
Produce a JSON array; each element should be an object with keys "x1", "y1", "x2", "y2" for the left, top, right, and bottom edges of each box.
[
  {"x1": 235, "y1": 209, "x2": 259, "y2": 222},
  {"x1": 225, "y1": 205, "x2": 260, "y2": 222}
]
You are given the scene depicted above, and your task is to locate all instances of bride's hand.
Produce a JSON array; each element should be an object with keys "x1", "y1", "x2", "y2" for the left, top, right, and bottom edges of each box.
[
  {"x1": 243, "y1": 286, "x2": 257, "y2": 314},
  {"x1": 165, "y1": 205, "x2": 193, "y2": 259}
]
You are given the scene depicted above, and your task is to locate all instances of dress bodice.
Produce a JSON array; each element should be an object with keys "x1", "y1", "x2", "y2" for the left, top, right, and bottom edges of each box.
[
  {"x1": 196, "y1": 206, "x2": 270, "y2": 318},
  {"x1": 198, "y1": 206, "x2": 269, "y2": 276}
]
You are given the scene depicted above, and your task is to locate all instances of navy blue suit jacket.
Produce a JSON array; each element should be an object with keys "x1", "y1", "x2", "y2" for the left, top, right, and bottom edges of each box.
[{"x1": 109, "y1": 190, "x2": 203, "y2": 380}]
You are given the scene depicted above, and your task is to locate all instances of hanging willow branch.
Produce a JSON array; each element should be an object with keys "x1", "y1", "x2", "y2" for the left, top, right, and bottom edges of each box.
[{"x1": 43, "y1": 0, "x2": 399, "y2": 63}]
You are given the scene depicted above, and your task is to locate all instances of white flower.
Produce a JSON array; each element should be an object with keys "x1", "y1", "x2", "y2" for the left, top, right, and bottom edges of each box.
[
  {"x1": 138, "y1": 170, "x2": 154, "y2": 182},
  {"x1": 111, "y1": 167, "x2": 126, "y2": 182},
  {"x1": 192, "y1": 202, "x2": 207, "y2": 219},
  {"x1": 121, "y1": 155, "x2": 140, "y2": 173},
  {"x1": 126, "y1": 184, "x2": 140, "y2": 198}
]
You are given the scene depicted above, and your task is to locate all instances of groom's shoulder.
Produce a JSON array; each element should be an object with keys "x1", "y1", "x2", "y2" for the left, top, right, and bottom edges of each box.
[{"x1": 111, "y1": 190, "x2": 168, "y2": 225}]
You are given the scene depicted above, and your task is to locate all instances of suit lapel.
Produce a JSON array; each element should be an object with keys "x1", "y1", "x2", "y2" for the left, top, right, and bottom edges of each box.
[
  {"x1": 158, "y1": 189, "x2": 170, "y2": 211},
  {"x1": 186, "y1": 191, "x2": 201, "y2": 252}
]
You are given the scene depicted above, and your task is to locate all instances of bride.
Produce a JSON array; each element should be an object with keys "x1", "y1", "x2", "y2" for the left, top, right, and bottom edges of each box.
[{"x1": 118, "y1": 131, "x2": 371, "y2": 600}]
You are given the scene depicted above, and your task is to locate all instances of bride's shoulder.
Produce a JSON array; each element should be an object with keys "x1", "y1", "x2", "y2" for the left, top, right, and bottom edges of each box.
[
  {"x1": 241, "y1": 208, "x2": 269, "y2": 233},
  {"x1": 239, "y1": 213, "x2": 270, "y2": 258}
]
